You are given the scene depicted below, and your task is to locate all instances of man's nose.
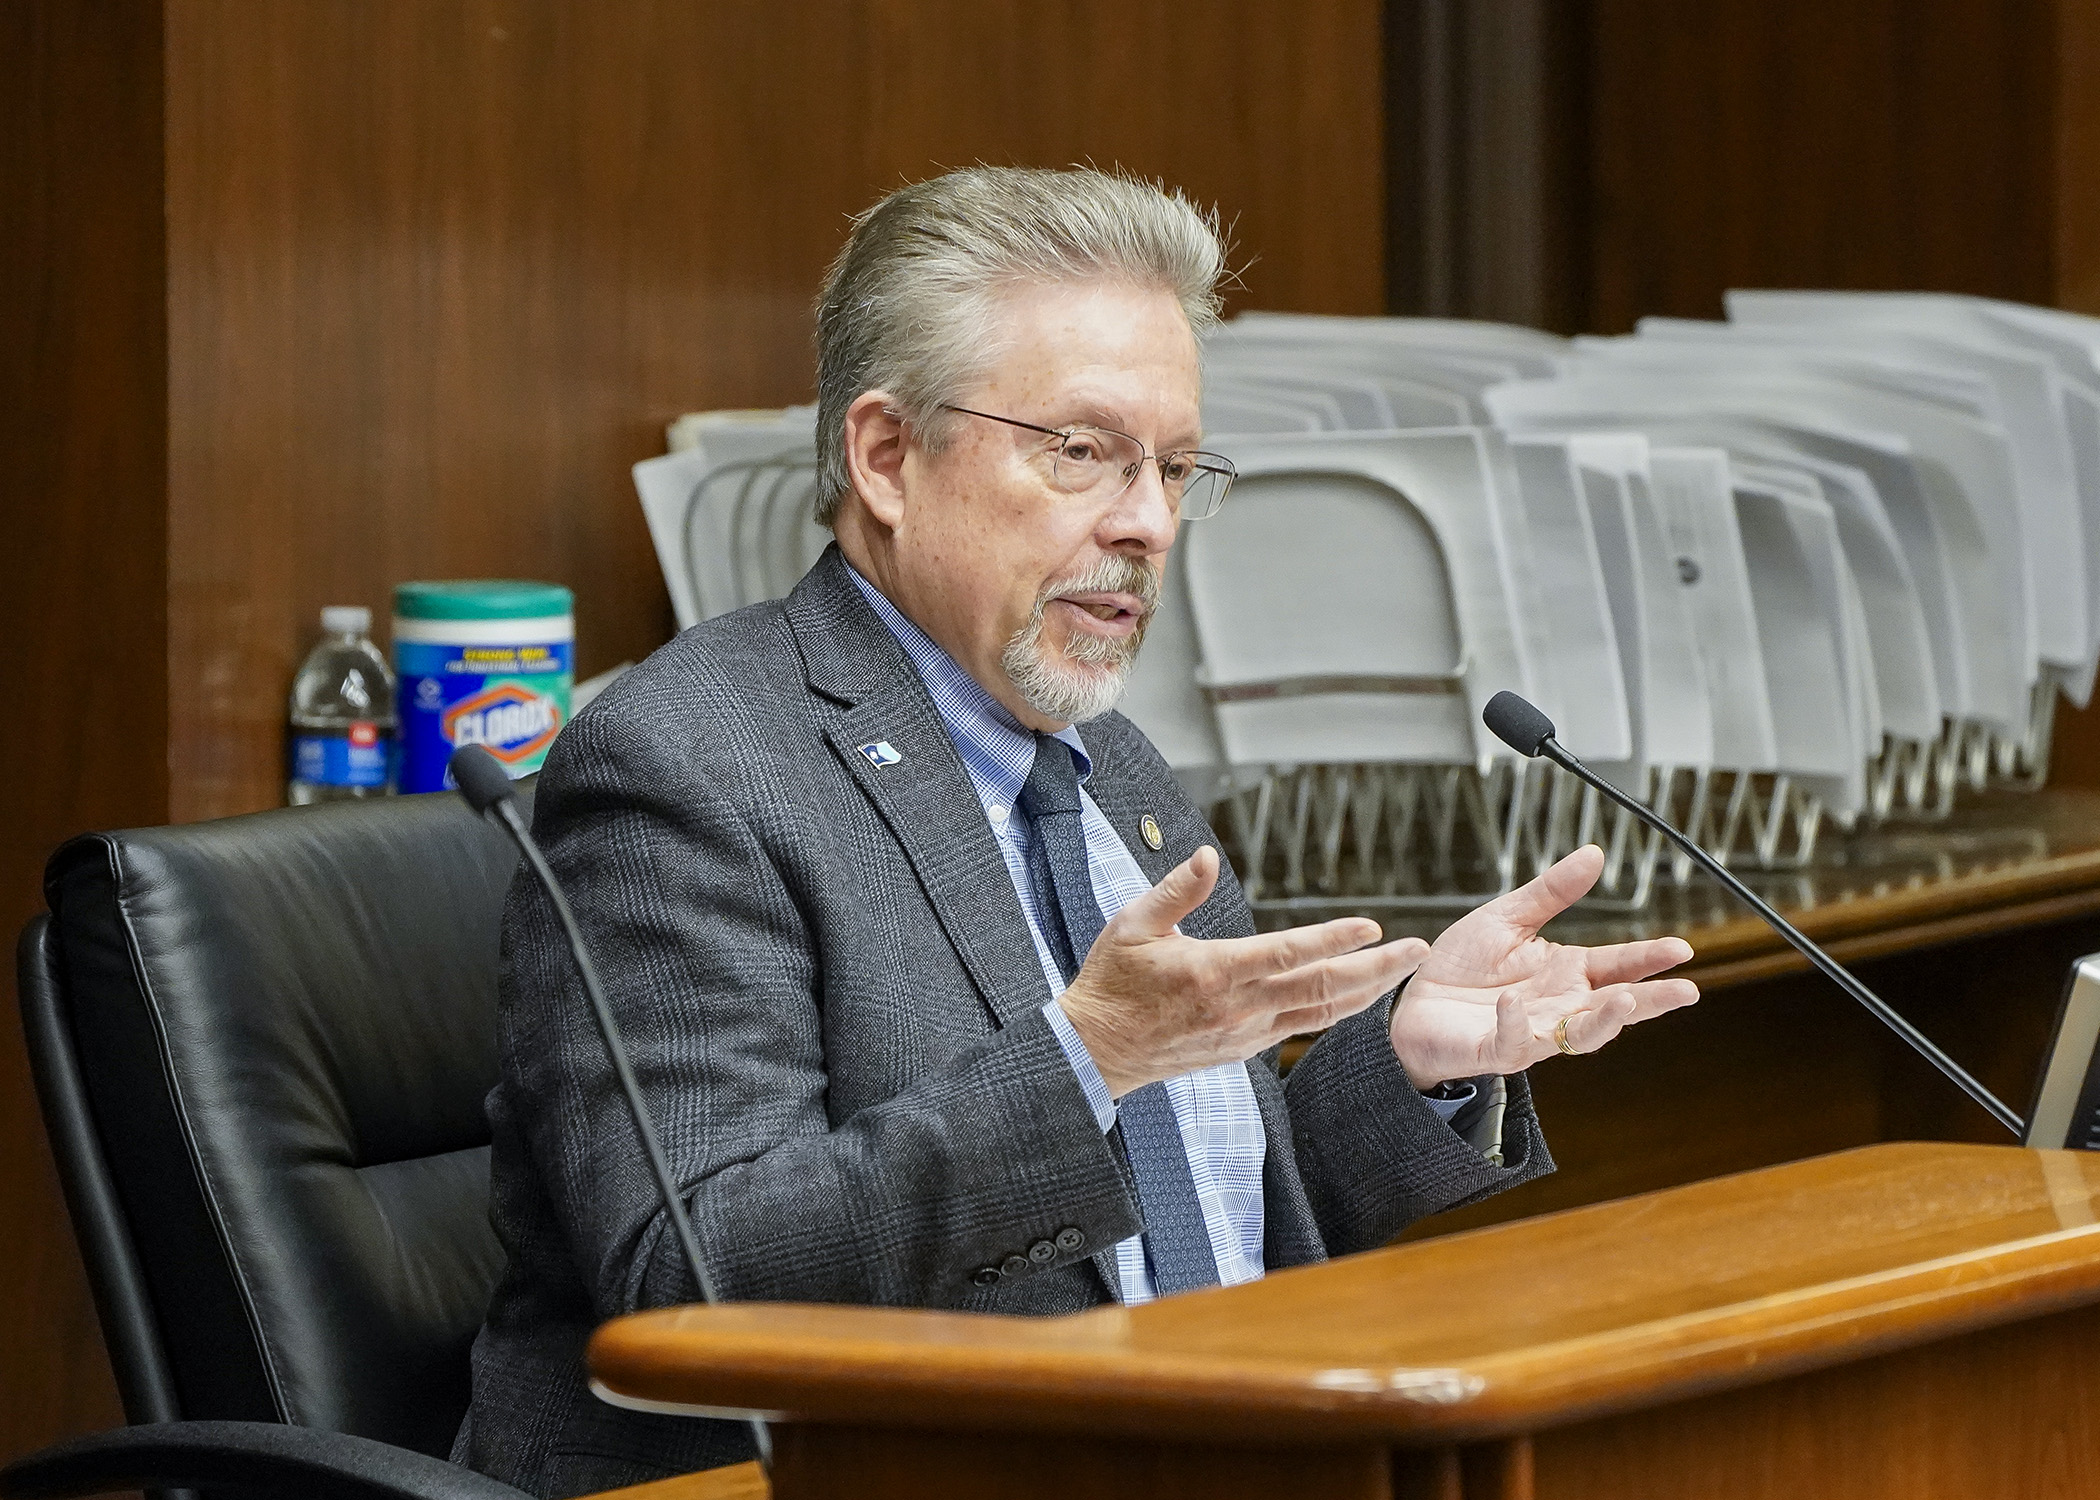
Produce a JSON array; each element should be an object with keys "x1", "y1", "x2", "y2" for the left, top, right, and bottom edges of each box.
[{"x1": 1096, "y1": 459, "x2": 1179, "y2": 553}]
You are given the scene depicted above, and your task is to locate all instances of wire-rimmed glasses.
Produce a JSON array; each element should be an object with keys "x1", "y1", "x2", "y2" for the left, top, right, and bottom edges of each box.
[{"x1": 940, "y1": 404, "x2": 1236, "y2": 520}]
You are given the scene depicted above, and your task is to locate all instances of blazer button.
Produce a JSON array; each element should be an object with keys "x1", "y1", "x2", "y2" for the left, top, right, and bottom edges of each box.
[
  {"x1": 971, "y1": 1266, "x2": 1001, "y2": 1287},
  {"x1": 1055, "y1": 1227, "x2": 1086, "y2": 1252},
  {"x1": 1000, "y1": 1254, "x2": 1031, "y2": 1278},
  {"x1": 1029, "y1": 1239, "x2": 1057, "y2": 1264}
]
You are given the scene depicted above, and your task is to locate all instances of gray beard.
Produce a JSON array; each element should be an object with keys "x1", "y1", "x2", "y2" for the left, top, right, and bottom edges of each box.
[{"x1": 1000, "y1": 557, "x2": 1159, "y2": 725}]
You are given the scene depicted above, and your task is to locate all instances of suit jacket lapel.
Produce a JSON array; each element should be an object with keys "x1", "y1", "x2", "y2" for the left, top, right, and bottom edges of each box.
[
  {"x1": 1076, "y1": 736, "x2": 1180, "y2": 890},
  {"x1": 1079, "y1": 728, "x2": 1245, "y2": 942},
  {"x1": 788, "y1": 548, "x2": 1051, "y2": 1031}
]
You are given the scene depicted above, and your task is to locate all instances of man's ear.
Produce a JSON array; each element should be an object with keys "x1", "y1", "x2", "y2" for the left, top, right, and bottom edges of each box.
[{"x1": 842, "y1": 390, "x2": 909, "y2": 530}]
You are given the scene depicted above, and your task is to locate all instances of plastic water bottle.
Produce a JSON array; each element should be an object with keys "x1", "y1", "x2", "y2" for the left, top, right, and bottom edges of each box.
[{"x1": 287, "y1": 606, "x2": 397, "y2": 805}]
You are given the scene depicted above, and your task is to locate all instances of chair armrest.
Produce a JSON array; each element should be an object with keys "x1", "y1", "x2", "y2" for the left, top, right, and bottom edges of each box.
[{"x1": 0, "y1": 1421, "x2": 532, "y2": 1500}]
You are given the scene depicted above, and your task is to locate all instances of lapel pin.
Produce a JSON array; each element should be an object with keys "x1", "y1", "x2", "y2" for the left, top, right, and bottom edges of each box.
[
  {"x1": 857, "y1": 741, "x2": 904, "y2": 768},
  {"x1": 1141, "y1": 814, "x2": 1164, "y2": 850}
]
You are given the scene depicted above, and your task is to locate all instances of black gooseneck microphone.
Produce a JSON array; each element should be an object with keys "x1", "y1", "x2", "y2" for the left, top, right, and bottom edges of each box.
[
  {"x1": 450, "y1": 746, "x2": 774, "y2": 1468},
  {"x1": 1480, "y1": 691, "x2": 2024, "y2": 1136}
]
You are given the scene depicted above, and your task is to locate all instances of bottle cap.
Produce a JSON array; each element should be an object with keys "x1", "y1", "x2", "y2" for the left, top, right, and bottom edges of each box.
[
  {"x1": 321, "y1": 605, "x2": 371, "y2": 635},
  {"x1": 393, "y1": 580, "x2": 574, "y2": 621}
]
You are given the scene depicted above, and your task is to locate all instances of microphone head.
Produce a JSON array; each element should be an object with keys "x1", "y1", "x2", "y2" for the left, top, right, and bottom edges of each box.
[
  {"x1": 1482, "y1": 691, "x2": 1557, "y2": 757},
  {"x1": 449, "y1": 744, "x2": 519, "y2": 815}
]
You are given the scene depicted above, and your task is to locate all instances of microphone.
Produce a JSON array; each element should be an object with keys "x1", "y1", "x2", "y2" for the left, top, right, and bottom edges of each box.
[
  {"x1": 450, "y1": 746, "x2": 773, "y2": 1467},
  {"x1": 1480, "y1": 691, "x2": 2024, "y2": 1136}
]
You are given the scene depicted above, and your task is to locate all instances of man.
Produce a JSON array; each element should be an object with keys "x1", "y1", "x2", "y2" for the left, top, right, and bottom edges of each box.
[{"x1": 457, "y1": 167, "x2": 1698, "y2": 1497}]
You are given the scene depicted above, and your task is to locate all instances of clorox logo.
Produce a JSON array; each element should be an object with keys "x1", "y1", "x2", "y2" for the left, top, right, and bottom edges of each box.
[{"x1": 443, "y1": 684, "x2": 562, "y2": 763}]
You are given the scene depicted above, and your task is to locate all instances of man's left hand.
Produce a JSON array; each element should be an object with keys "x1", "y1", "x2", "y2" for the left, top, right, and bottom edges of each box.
[{"x1": 1389, "y1": 844, "x2": 1698, "y2": 1087}]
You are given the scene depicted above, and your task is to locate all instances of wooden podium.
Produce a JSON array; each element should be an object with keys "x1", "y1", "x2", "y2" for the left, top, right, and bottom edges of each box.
[{"x1": 590, "y1": 1143, "x2": 2100, "y2": 1500}]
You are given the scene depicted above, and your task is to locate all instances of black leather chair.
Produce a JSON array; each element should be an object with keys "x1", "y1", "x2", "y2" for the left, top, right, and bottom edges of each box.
[{"x1": 5, "y1": 787, "x2": 536, "y2": 1500}]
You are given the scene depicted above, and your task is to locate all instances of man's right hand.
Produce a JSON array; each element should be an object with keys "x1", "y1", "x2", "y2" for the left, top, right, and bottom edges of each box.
[{"x1": 1056, "y1": 845, "x2": 1428, "y2": 1098}]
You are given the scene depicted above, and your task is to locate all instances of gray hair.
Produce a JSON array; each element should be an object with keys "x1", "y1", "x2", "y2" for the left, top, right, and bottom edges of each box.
[{"x1": 812, "y1": 165, "x2": 1226, "y2": 525}]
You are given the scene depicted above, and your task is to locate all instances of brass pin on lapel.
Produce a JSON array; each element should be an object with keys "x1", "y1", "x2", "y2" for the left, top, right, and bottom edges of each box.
[{"x1": 1140, "y1": 814, "x2": 1164, "y2": 851}]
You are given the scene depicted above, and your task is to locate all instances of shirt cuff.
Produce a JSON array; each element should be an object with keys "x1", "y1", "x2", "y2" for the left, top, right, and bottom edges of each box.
[
  {"x1": 1419, "y1": 1082, "x2": 1477, "y2": 1123},
  {"x1": 1044, "y1": 999, "x2": 1118, "y2": 1133}
]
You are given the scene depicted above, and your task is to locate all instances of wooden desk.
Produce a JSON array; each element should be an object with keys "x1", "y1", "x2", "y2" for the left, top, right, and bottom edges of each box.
[
  {"x1": 590, "y1": 1143, "x2": 2100, "y2": 1500},
  {"x1": 1396, "y1": 790, "x2": 2100, "y2": 1237}
]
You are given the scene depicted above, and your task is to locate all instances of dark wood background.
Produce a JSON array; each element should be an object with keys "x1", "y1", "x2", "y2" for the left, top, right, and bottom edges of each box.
[
  {"x1": 4, "y1": 0, "x2": 2098, "y2": 1474},
  {"x1": 4, "y1": 0, "x2": 1387, "y2": 1461},
  {"x1": 161, "y1": 0, "x2": 1387, "y2": 824},
  {"x1": 2, "y1": 0, "x2": 173, "y2": 1459},
  {"x1": 1582, "y1": 0, "x2": 2063, "y2": 331}
]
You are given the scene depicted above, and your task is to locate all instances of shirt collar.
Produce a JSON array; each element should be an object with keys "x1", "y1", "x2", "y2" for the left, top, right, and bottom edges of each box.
[{"x1": 845, "y1": 562, "x2": 1091, "y2": 809}]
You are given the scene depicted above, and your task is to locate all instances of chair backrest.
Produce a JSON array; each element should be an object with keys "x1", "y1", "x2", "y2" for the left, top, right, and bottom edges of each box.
[
  {"x1": 1643, "y1": 445, "x2": 1779, "y2": 772},
  {"x1": 1199, "y1": 389, "x2": 1326, "y2": 433},
  {"x1": 1504, "y1": 436, "x2": 1632, "y2": 761},
  {"x1": 18, "y1": 786, "x2": 528, "y2": 1459},
  {"x1": 1111, "y1": 540, "x2": 1232, "y2": 806},
  {"x1": 1728, "y1": 441, "x2": 1941, "y2": 744},
  {"x1": 1183, "y1": 432, "x2": 1516, "y2": 768},
  {"x1": 1565, "y1": 434, "x2": 1715, "y2": 778},
  {"x1": 1486, "y1": 370, "x2": 2033, "y2": 733},
  {"x1": 1729, "y1": 474, "x2": 1861, "y2": 791},
  {"x1": 1201, "y1": 365, "x2": 1398, "y2": 429},
  {"x1": 1204, "y1": 378, "x2": 1346, "y2": 432},
  {"x1": 751, "y1": 460, "x2": 831, "y2": 604},
  {"x1": 1205, "y1": 350, "x2": 1477, "y2": 429},
  {"x1": 632, "y1": 410, "x2": 818, "y2": 630}
]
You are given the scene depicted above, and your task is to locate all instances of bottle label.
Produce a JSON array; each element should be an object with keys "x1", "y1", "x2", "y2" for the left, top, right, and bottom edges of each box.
[
  {"x1": 292, "y1": 722, "x2": 392, "y2": 787},
  {"x1": 394, "y1": 637, "x2": 573, "y2": 793}
]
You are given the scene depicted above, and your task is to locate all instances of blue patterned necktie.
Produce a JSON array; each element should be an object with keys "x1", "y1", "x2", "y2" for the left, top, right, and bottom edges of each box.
[{"x1": 1018, "y1": 734, "x2": 1221, "y2": 1296}]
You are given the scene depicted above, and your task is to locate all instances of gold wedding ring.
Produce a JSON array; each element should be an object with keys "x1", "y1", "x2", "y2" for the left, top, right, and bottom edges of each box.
[{"x1": 1554, "y1": 1015, "x2": 1578, "y2": 1056}]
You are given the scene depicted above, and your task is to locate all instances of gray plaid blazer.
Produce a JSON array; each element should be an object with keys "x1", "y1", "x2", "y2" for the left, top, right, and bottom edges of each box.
[{"x1": 456, "y1": 546, "x2": 1551, "y2": 1497}]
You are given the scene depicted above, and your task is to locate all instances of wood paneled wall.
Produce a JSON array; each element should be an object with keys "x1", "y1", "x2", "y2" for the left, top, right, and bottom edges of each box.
[
  {"x1": 2, "y1": 0, "x2": 1386, "y2": 1467},
  {"x1": 1391, "y1": 0, "x2": 2097, "y2": 330},
  {"x1": 10, "y1": 0, "x2": 2100, "y2": 1477},
  {"x1": 162, "y1": 0, "x2": 1386, "y2": 823},
  {"x1": 1, "y1": 0, "x2": 171, "y2": 1457},
  {"x1": 1581, "y1": 0, "x2": 2065, "y2": 332}
]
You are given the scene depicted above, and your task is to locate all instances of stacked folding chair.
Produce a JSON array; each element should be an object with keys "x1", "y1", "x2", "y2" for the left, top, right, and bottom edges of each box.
[
  {"x1": 635, "y1": 406, "x2": 824, "y2": 628},
  {"x1": 636, "y1": 294, "x2": 2100, "y2": 919}
]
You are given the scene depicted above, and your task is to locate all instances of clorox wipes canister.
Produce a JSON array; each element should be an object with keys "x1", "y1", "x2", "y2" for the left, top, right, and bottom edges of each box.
[{"x1": 393, "y1": 580, "x2": 574, "y2": 793}]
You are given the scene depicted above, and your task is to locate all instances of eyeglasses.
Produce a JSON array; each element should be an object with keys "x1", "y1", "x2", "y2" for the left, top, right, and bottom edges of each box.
[{"x1": 939, "y1": 405, "x2": 1236, "y2": 521}]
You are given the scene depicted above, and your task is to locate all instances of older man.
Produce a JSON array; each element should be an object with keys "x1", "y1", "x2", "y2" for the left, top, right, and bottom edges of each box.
[{"x1": 457, "y1": 167, "x2": 1698, "y2": 1496}]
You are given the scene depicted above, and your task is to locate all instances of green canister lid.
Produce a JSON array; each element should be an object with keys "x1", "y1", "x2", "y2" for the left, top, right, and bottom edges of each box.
[{"x1": 393, "y1": 580, "x2": 574, "y2": 621}]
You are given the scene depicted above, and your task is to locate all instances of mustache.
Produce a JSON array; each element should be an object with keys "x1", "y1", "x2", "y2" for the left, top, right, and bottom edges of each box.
[{"x1": 1034, "y1": 554, "x2": 1162, "y2": 618}]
